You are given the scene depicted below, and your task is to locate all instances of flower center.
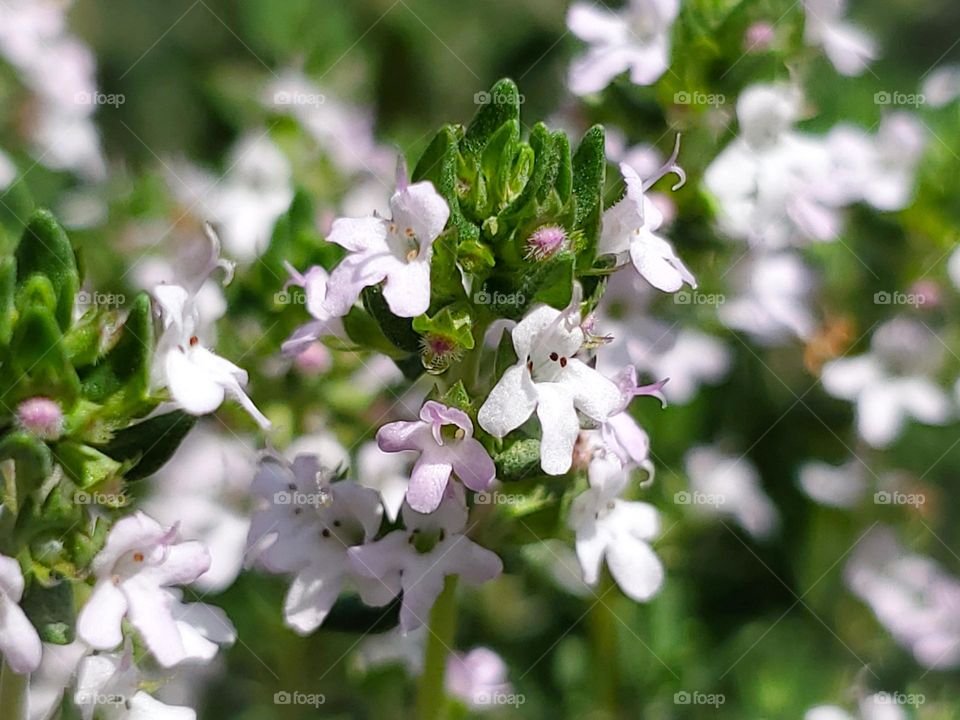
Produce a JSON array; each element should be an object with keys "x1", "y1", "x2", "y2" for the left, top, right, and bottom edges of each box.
[
  {"x1": 408, "y1": 527, "x2": 446, "y2": 554},
  {"x1": 526, "y1": 348, "x2": 568, "y2": 383},
  {"x1": 387, "y1": 223, "x2": 421, "y2": 263}
]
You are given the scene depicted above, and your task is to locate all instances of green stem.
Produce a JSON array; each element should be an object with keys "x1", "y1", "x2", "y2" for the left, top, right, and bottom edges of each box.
[
  {"x1": 588, "y1": 571, "x2": 619, "y2": 717},
  {"x1": 416, "y1": 575, "x2": 459, "y2": 720},
  {"x1": 0, "y1": 660, "x2": 29, "y2": 720}
]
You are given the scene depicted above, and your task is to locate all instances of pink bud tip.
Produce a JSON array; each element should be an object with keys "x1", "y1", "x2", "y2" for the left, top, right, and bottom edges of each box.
[{"x1": 16, "y1": 397, "x2": 63, "y2": 440}]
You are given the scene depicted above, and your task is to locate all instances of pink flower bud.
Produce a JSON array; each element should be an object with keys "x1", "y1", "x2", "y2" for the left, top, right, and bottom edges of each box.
[
  {"x1": 16, "y1": 397, "x2": 63, "y2": 440},
  {"x1": 524, "y1": 225, "x2": 567, "y2": 261}
]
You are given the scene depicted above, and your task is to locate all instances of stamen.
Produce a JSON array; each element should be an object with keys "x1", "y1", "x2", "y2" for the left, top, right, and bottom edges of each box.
[{"x1": 642, "y1": 134, "x2": 686, "y2": 192}]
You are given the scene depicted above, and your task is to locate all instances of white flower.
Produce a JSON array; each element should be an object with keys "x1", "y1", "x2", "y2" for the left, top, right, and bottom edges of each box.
[
  {"x1": 144, "y1": 425, "x2": 256, "y2": 592},
  {"x1": 597, "y1": 318, "x2": 731, "y2": 405},
  {"x1": 599, "y1": 144, "x2": 695, "y2": 292},
  {"x1": 797, "y1": 460, "x2": 867, "y2": 509},
  {"x1": 348, "y1": 484, "x2": 502, "y2": 632},
  {"x1": 821, "y1": 318, "x2": 950, "y2": 447},
  {"x1": 803, "y1": 0, "x2": 877, "y2": 77},
  {"x1": 28, "y1": 640, "x2": 88, "y2": 720},
  {"x1": 824, "y1": 114, "x2": 925, "y2": 212},
  {"x1": 152, "y1": 282, "x2": 271, "y2": 429},
  {"x1": 357, "y1": 441, "x2": 416, "y2": 523},
  {"x1": 264, "y1": 70, "x2": 394, "y2": 177},
  {"x1": 169, "y1": 133, "x2": 294, "y2": 263},
  {"x1": 0, "y1": 148, "x2": 15, "y2": 190},
  {"x1": 568, "y1": 451, "x2": 664, "y2": 602},
  {"x1": 76, "y1": 512, "x2": 233, "y2": 668},
  {"x1": 923, "y1": 64, "x2": 960, "y2": 108},
  {"x1": 280, "y1": 262, "x2": 344, "y2": 355},
  {"x1": 719, "y1": 251, "x2": 816, "y2": 344},
  {"x1": 478, "y1": 295, "x2": 622, "y2": 475},
  {"x1": 704, "y1": 85, "x2": 841, "y2": 248},
  {"x1": 246, "y1": 456, "x2": 390, "y2": 634},
  {"x1": 324, "y1": 170, "x2": 450, "y2": 318},
  {"x1": 0, "y1": 554, "x2": 42, "y2": 674},
  {"x1": 567, "y1": 0, "x2": 679, "y2": 95},
  {"x1": 683, "y1": 446, "x2": 780, "y2": 539},
  {"x1": 845, "y1": 527, "x2": 960, "y2": 669},
  {"x1": 445, "y1": 647, "x2": 513, "y2": 710},
  {"x1": 806, "y1": 694, "x2": 909, "y2": 720},
  {"x1": 75, "y1": 641, "x2": 196, "y2": 720}
]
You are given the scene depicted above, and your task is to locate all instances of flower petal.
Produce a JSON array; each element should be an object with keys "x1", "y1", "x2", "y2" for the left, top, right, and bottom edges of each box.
[
  {"x1": 477, "y1": 365, "x2": 537, "y2": 438},
  {"x1": 390, "y1": 181, "x2": 450, "y2": 246},
  {"x1": 382, "y1": 256, "x2": 432, "y2": 318},
  {"x1": 0, "y1": 596, "x2": 42, "y2": 673},
  {"x1": 535, "y1": 383, "x2": 580, "y2": 475},
  {"x1": 164, "y1": 350, "x2": 226, "y2": 415},
  {"x1": 284, "y1": 565, "x2": 344, "y2": 635},
  {"x1": 124, "y1": 581, "x2": 186, "y2": 668},
  {"x1": 327, "y1": 216, "x2": 389, "y2": 253},
  {"x1": 563, "y1": 358, "x2": 622, "y2": 422},
  {"x1": 450, "y1": 438, "x2": 495, "y2": 492},
  {"x1": 606, "y1": 536, "x2": 664, "y2": 602},
  {"x1": 407, "y1": 455, "x2": 453, "y2": 514},
  {"x1": 77, "y1": 582, "x2": 128, "y2": 650}
]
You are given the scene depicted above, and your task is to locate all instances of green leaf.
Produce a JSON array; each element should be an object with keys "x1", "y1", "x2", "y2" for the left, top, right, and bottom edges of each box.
[
  {"x1": 98, "y1": 411, "x2": 197, "y2": 481},
  {"x1": 0, "y1": 432, "x2": 54, "y2": 505},
  {"x1": 571, "y1": 125, "x2": 606, "y2": 263},
  {"x1": 54, "y1": 441, "x2": 122, "y2": 489},
  {"x1": 14, "y1": 210, "x2": 79, "y2": 331},
  {"x1": 413, "y1": 124, "x2": 479, "y2": 245},
  {"x1": 495, "y1": 438, "x2": 541, "y2": 481},
  {"x1": 8, "y1": 305, "x2": 80, "y2": 405},
  {"x1": 463, "y1": 79, "x2": 522, "y2": 158},
  {"x1": 0, "y1": 256, "x2": 15, "y2": 345},
  {"x1": 480, "y1": 119, "x2": 521, "y2": 211},
  {"x1": 79, "y1": 293, "x2": 154, "y2": 414},
  {"x1": 361, "y1": 286, "x2": 421, "y2": 355},
  {"x1": 341, "y1": 305, "x2": 410, "y2": 360},
  {"x1": 21, "y1": 579, "x2": 75, "y2": 644},
  {"x1": 411, "y1": 303, "x2": 475, "y2": 350},
  {"x1": 439, "y1": 380, "x2": 472, "y2": 413}
]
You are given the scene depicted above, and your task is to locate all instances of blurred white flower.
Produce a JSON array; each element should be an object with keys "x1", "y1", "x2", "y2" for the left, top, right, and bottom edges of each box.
[
  {"x1": 445, "y1": 647, "x2": 513, "y2": 710},
  {"x1": 144, "y1": 424, "x2": 256, "y2": 592},
  {"x1": 0, "y1": 0, "x2": 106, "y2": 179},
  {"x1": 28, "y1": 641, "x2": 88, "y2": 720},
  {"x1": 845, "y1": 527, "x2": 960, "y2": 669},
  {"x1": 567, "y1": 0, "x2": 679, "y2": 95},
  {"x1": 923, "y1": 65, "x2": 960, "y2": 108},
  {"x1": 0, "y1": 148, "x2": 15, "y2": 190},
  {"x1": 169, "y1": 133, "x2": 294, "y2": 262},
  {"x1": 797, "y1": 460, "x2": 867, "y2": 508},
  {"x1": 824, "y1": 114, "x2": 925, "y2": 212},
  {"x1": 598, "y1": 317, "x2": 731, "y2": 405},
  {"x1": 75, "y1": 641, "x2": 196, "y2": 720},
  {"x1": 568, "y1": 450, "x2": 665, "y2": 601},
  {"x1": 357, "y1": 441, "x2": 415, "y2": 523},
  {"x1": 805, "y1": 693, "x2": 908, "y2": 720},
  {"x1": 683, "y1": 446, "x2": 780, "y2": 539},
  {"x1": 803, "y1": 0, "x2": 877, "y2": 76},
  {"x1": 719, "y1": 251, "x2": 816, "y2": 344},
  {"x1": 265, "y1": 70, "x2": 394, "y2": 177},
  {"x1": 821, "y1": 318, "x2": 950, "y2": 447},
  {"x1": 704, "y1": 85, "x2": 841, "y2": 248}
]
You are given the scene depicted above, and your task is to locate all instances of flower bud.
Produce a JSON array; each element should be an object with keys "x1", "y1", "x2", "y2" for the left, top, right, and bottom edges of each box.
[
  {"x1": 16, "y1": 397, "x2": 64, "y2": 440},
  {"x1": 524, "y1": 225, "x2": 567, "y2": 261}
]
